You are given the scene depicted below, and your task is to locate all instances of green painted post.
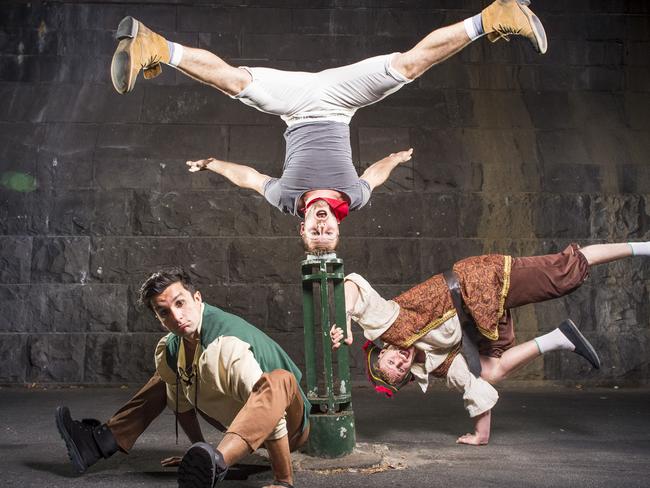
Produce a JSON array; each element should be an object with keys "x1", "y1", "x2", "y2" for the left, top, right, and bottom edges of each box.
[{"x1": 301, "y1": 254, "x2": 355, "y2": 458}]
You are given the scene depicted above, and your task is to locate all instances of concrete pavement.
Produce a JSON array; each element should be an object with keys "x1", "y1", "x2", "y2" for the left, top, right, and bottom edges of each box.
[{"x1": 2, "y1": 384, "x2": 650, "y2": 488}]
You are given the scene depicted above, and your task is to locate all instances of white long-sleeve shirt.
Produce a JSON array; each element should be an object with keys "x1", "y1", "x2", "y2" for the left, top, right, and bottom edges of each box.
[
  {"x1": 155, "y1": 305, "x2": 287, "y2": 439},
  {"x1": 345, "y1": 273, "x2": 498, "y2": 417}
]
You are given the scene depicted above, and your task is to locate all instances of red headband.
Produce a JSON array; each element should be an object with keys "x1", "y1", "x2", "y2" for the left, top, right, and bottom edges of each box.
[{"x1": 304, "y1": 197, "x2": 350, "y2": 222}]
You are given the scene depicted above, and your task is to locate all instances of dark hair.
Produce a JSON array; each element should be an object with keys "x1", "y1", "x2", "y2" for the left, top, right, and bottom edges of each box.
[{"x1": 138, "y1": 267, "x2": 197, "y2": 312}]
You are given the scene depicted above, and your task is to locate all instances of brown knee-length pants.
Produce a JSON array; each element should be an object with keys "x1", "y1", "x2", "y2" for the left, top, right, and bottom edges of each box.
[
  {"x1": 106, "y1": 369, "x2": 308, "y2": 453},
  {"x1": 477, "y1": 243, "x2": 589, "y2": 358}
]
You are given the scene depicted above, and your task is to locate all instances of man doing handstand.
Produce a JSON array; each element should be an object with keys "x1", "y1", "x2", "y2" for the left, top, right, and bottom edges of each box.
[
  {"x1": 110, "y1": 0, "x2": 548, "y2": 252},
  {"x1": 330, "y1": 241, "x2": 650, "y2": 445}
]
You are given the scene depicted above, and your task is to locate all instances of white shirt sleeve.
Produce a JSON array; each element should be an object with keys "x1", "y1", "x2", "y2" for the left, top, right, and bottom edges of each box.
[
  {"x1": 201, "y1": 336, "x2": 288, "y2": 440},
  {"x1": 446, "y1": 355, "x2": 499, "y2": 418},
  {"x1": 154, "y1": 335, "x2": 194, "y2": 413},
  {"x1": 344, "y1": 273, "x2": 400, "y2": 340}
]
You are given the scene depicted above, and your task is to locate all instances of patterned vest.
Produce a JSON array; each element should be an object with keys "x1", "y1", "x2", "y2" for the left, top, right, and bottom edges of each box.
[
  {"x1": 165, "y1": 303, "x2": 311, "y2": 431},
  {"x1": 380, "y1": 255, "x2": 512, "y2": 377}
]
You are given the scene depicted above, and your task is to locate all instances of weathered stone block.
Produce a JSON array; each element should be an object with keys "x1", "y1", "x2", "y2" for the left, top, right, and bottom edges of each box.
[
  {"x1": 0, "y1": 54, "x2": 38, "y2": 82},
  {"x1": 625, "y1": 67, "x2": 650, "y2": 92},
  {"x1": 618, "y1": 164, "x2": 650, "y2": 194},
  {"x1": 623, "y1": 93, "x2": 650, "y2": 130},
  {"x1": 543, "y1": 163, "x2": 601, "y2": 194},
  {"x1": 0, "y1": 286, "x2": 28, "y2": 332},
  {"x1": 140, "y1": 85, "x2": 275, "y2": 126},
  {"x1": 41, "y1": 123, "x2": 99, "y2": 158},
  {"x1": 265, "y1": 283, "x2": 303, "y2": 333},
  {"x1": 36, "y1": 151, "x2": 93, "y2": 191},
  {"x1": 590, "y1": 195, "x2": 649, "y2": 240},
  {"x1": 523, "y1": 91, "x2": 578, "y2": 129},
  {"x1": 419, "y1": 238, "x2": 485, "y2": 280},
  {"x1": 90, "y1": 237, "x2": 230, "y2": 284},
  {"x1": 0, "y1": 236, "x2": 32, "y2": 284},
  {"x1": 421, "y1": 193, "x2": 459, "y2": 238},
  {"x1": 463, "y1": 129, "x2": 542, "y2": 193},
  {"x1": 40, "y1": 54, "x2": 113, "y2": 84},
  {"x1": 228, "y1": 125, "x2": 287, "y2": 170},
  {"x1": 577, "y1": 66, "x2": 624, "y2": 91},
  {"x1": 47, "y1": 190, "x2": 133, "y2": 236},
  {"x1": 228, "y1": 238, "x2": 304, "y2": 284},
  {"x1": 458, "y1": 193, "x2": 538, "y2": 239},
  {"x1": 533, "y1": 194, "x2": 592, "y2": 239},
  {"x1": 84, "y1": 333, "x2": 160, "y2": 383},
  {"x1": 94, "y1": 157, "x2": 161, "y2": 191},
  {"x1": 30, "y1": 237, "x2": 90, "y2": 283},
  {"x1": 0, "y1": 334, "x2": 27, "y2": 382},
  {"x1": 336, "y1": 238, "x2": 421, "y2": 284},
  {"x1": 351, "y1": 90, "x2": 453, "y2": 128},
  {"x1": 345, "y1": 192, "x2": 422, "y2": 237},
  {"x1": 42, "y1": 84, "x2": 144, "y2": 124},
  {"x1": 412, "y1": 128, "x2": 481, "y2": 192},
  {"x1": 0, "y1": 191, "x2": 48, "y2": 235},
  {"x1": 471, "y1": 91, "x2": 532, "y2": 129},
  {"x1": 357, "y1": 127, "x2": 412, "y2": 192},
  {"x1": 133, "y1": 189, "x2": 273, "y2": 237},
  {"x1": 27, "y1": 333, "x2": 85, "y2": 383},
  {"x1": 24, "y1": 284, "x2": 128, "y2": 333},
  {"x1": 537, "y1": 130, "x2": 591, "y2": 166},
  {"x1": 0, "y1": 84, "x2": 51, "y2": 122},
  {"x1": 58, "y1": 29, "x2": 115, "y2": 57},
  {"x1": 197, "y1": 32, "x2": 241, "y2": 60},
  {"x1": 99, "y1": 124, "x2": 231, "y2": 163}
]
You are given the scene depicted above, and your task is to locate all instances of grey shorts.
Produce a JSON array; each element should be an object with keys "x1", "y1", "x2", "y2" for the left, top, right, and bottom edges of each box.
[{"x1": 233, "y1": 53, "x2": 412, "y2": 126}]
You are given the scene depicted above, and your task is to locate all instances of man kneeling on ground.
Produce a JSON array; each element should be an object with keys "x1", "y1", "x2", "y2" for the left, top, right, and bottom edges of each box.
[{"x1": 56, "y1": 267, "x2": 309, "y2": 488}]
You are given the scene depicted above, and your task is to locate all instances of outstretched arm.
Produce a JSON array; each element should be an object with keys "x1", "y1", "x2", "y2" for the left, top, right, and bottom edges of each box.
[
  {"x1": 359, "y1": 148, "x2": 413, "y2": 191},
  {"x1": 187, "y1": 157, "x2": 271, "y2": 196}
]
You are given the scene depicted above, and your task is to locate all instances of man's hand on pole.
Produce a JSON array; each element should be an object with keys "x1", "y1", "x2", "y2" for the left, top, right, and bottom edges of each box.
[{"x1": 330, "y1": 324, "x2": 353, "y2": 349}]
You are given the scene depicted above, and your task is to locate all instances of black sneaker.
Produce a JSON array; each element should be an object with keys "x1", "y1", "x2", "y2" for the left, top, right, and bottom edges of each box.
[
  {"x1": 55, "y1": 406, "x2": 105, "y2": 473},
  {"x1": 559, "y1": 319, "x2": 601, "y2": 369},
  {"x1": 178, "y1": 442, "x2": 228, "y2": 488}
]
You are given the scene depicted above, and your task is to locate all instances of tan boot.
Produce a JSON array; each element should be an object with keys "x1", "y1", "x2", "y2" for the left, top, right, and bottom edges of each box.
[
  {"x1": 110, "y1": 16, "x2": 171, "y2": 94},
  {"x1": 481, "y1": 0, "x2": 548, "y2": 54}
]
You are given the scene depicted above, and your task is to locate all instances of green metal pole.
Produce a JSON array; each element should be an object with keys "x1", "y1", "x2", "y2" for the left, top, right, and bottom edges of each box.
[{"x1": 301, "y1": 254, "x2": 355, "y2": 458}]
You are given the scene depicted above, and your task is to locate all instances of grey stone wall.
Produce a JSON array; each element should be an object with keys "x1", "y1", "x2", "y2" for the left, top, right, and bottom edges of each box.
[{"x1": 1, "y1": 0, "x2": 649, "y2": 385}]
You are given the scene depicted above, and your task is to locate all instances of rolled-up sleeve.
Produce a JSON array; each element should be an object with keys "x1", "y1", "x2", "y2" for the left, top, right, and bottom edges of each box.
[
  {"x1": 446, "y1": 355, "x2": 499, "y2": 418},
  {"x1": 344, "y1": 273, "x2": 400, "y2": 340}
]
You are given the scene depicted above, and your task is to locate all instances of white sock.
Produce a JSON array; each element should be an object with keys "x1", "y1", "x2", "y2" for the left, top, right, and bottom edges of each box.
[
  {"x1": 628, "y1": 241, "x2": 650, "y2": 256},
  {"x1": 534, "y1": 328, "x2": 575, "y2": 354},
  {"x1": 169, "y1": 42, "x2": 184, "y2": 67},
  {"x1": 463, "y1": 14, "x2": 485, "y2": 41}
]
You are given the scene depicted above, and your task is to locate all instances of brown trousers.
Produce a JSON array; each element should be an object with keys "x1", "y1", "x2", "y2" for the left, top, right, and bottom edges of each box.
[
  {"x1": 478, "y1": 244, "x2": 589, "y2": 358},
  {"x1": 106, "y1": 369, "x2": 308, "y2": 454}
]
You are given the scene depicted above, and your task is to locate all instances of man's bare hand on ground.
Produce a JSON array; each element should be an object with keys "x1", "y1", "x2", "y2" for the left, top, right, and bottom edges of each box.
[{"x1": 160, "y1": 455, "x2": 182, "y2": 467}]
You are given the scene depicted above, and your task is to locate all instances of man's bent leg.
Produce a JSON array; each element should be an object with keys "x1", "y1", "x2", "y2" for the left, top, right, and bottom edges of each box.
[
  {"x1": 392, "y1": 0, "x2": 547, "y2": 80},
  {"x1": 178, "y1": 370, "x2": 305, "y2": 488},
  {"x1": 504, "y1": 244, "x2": 590, "y2": 309},
  {"x1": 56, "y1": 373, "x2": 166, "y2": 473},
  {"x1": 111, "y1": 17, "x2": 250, "y2": 96},
  {"x1": 106, "y1": 372, "x2": 167, "y2": 452}
]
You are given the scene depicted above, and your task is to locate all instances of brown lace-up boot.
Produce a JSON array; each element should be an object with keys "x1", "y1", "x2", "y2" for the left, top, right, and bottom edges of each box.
[
  {"x1": 111, "y1": 16, "x2": 171, "y2": 94},
  {"x1": 481, "y1": 0, "x2": 548, "y2": 54}
]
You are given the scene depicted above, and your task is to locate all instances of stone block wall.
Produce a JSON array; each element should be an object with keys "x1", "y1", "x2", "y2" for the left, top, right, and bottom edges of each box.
[{"x1": 1, "y1": 0, "x2": 649, "y2": 385}]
